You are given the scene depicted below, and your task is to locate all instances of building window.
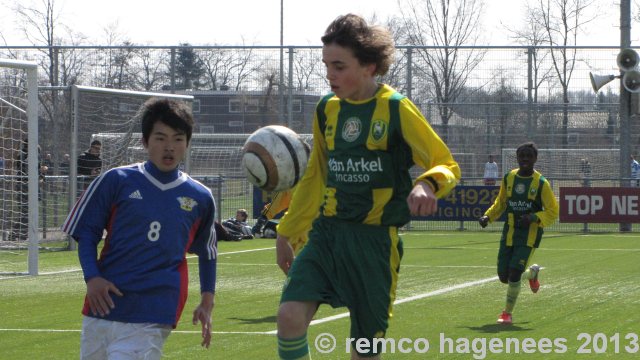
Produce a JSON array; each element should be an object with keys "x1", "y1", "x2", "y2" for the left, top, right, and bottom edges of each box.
[
  {"x1": 292, "y1": 99, "x2": 302, "y2": 112},
  {"x1": 192, "y1": 99, "x2": 201, "y2": 113},
  {"x1": 245, "y1": 99, "x2": 259, "y2": 113},
  {"x1": 228, "y1": 120, "x2": 243, "y2": 127},
  {"x1": 229, "y1": 99, "x2": 242, "y2": 113},
  {"x1": 200, "y1": 125, "x2": 215, "y2": 133}
]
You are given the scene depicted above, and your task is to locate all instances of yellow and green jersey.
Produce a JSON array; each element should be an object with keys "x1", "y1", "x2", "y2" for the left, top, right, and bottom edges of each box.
[
  {"x1": 278, "y1": 84, "x2": 460, "y2": 237},
  {"x1": 484, "y1": 169, "x2": 559, "y2": 247}
]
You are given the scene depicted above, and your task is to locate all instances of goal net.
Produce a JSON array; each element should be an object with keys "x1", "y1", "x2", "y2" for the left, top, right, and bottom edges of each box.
[
  {"x1": 501, "y1": 148, "x2": 620, "y2": 184},
  {"x1": 91, "y1": 132, "x2": 315, "y2": 222},
  {"x1": 0, "y1": 59, "x2": 39, "y2": 275}
]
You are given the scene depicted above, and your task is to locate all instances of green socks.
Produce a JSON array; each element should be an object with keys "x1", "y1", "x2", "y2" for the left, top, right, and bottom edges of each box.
[
  {"x1": 278, "y1": 333, "x2": 310, "y2": 360},
  {"x1": 505, "y1": 280, "x2": 522, "y2": 314}
]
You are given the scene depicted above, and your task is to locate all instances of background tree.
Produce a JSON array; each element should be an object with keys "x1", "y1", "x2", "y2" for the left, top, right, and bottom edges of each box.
[
  {"x1": 174, "y1": 43, "x2": 205, "y2": 90},
  {"x1": 531, "y1": 0, "x2": 596, "y2": 147},
  {"x1": 506, "y1": 1, "x2": 555, "y2": 134},
  {"x1": 12, "y1": 0, "x2": 86, "y2": 168},
  {"x1": 398, "y1": 0, "x2": 486, "y2": 142}
]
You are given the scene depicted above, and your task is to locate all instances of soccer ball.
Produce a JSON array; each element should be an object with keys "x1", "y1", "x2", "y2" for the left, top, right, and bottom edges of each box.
[{"x1": 241, "y1": 125, "x2": 310, "y2": 192}]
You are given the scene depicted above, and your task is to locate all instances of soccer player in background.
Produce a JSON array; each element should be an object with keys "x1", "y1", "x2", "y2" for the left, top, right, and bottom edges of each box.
[
  {"x1": 63, "y1": 98, "x2": 217, "y2": 359},
  {"x1": 479, "y1": 142, "x2": 559, "y2": 325},
  {"x1": 274, "y1": 14, "x2": 460, "y2": 359}
]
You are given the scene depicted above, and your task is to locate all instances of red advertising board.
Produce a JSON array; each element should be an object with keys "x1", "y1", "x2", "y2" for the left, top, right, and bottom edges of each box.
[{"x1": 559, "y1": 187, "x2": 640, "y2": 223}]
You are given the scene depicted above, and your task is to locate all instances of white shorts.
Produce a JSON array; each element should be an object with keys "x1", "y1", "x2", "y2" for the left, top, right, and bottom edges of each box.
[{"x1": 80, "y1": 316, "x2": 172, "y2": 360}]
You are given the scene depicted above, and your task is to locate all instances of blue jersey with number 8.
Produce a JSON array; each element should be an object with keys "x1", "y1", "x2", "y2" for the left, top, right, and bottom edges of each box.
[{"x1": 63, "y1": 161, "x2": 216, "y2": 326}]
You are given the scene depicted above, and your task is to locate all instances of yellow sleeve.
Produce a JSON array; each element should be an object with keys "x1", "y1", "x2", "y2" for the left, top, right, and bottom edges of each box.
[
  {"x1": 264, "y1": 189, "x2": 293, "y2": 219},
  {"x1": 535, "y1": 180, "x2": 559, "y2": 228},
  {"x1": 276, "y1": 112, "x2": 327, "y2": 238},
  {"x1": 399, "y1": 98, "x2": 461, "y2": 198},
  {"x1": 484, "y1": 176, "x2": 507, "y2": 222}
]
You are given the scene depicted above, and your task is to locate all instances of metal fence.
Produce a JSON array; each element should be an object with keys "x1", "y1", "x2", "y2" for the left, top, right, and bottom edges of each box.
[{"x1": 0, "y1": 45, "x2": 638, "y2": 249}]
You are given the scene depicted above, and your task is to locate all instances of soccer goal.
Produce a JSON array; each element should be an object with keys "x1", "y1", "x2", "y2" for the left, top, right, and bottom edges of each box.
[
  {"x1": 0, "y1": 59, "x2": 39, "y2": 275},
  {"x1": 501, "y1": 148, "x2": 620, "y2": 184}
]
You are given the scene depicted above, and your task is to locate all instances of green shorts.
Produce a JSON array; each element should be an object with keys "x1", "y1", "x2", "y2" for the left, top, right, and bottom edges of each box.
[
  {"x1": 497, "y1": 241, "x2": 536, "y2": 274},
  {"x1": 281, "y1": 217, "x2": 403, "y2": 354}
]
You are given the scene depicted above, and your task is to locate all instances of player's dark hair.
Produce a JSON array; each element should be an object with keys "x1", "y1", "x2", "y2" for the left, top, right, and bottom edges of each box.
[
  {"x1": 516, "y1": 141, "x2": 538, "y2": 157},
  {"x1": 321, "y1": 13, "x2": 395, "y2": 76},
  {"x1": 90, "y1": 140, "x2": 102, "y2": 147},
  {"x1": 140, "y1": 98, "x2": 194, "y2": 143}
]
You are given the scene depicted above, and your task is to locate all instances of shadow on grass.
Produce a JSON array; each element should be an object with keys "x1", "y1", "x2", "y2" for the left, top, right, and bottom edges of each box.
[
  {"x1": 228, "y1": 315, "x2": 277, "y2": 324},
  {"x1": 464, "y1": 323, "x2": 533, "y2": 333}
]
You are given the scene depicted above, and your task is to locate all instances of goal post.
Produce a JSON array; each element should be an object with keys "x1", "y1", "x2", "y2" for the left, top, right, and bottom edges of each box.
[{"x1": 0, "y1": 59, "x2": 39, "y2": 275}]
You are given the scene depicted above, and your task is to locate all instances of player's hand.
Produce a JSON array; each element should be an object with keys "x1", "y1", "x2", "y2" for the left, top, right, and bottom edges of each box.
[
  {"x1": 276, "y1": 235, "x2": 294, "y2": 275},
  {"x1": 478, "y1": 216, "x2": 490, "y2": 228},
  {"x1": 193, "y1": 292, "x2": 214, "y2": 348},
  {"x1": 407, "y1": 181, "x2": 438, "y2": 216},
  {"x1": 85, "y1": 276, "x2": 123, "y2": 317},
  {"x1": 517, "y1": 214, "x2": 537, "y2": 227}
]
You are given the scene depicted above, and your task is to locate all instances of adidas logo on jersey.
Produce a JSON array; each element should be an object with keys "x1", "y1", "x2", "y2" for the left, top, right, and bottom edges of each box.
[{"x1": 129, "y1": 190, "x2": 143, "y2": 199}]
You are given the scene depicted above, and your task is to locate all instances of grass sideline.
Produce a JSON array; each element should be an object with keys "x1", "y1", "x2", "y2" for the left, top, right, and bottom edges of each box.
[{"x1": 1, "y1": 232, "x2": 639, "y2": 359}]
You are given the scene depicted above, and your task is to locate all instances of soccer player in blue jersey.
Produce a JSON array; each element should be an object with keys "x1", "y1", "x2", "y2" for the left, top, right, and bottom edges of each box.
[
  {"x1": 479, "y1": 142, "x2": 559, "y2": 325},
  {"x1": 63, "y1": 98, "x2": 217, "y2": 359},
  {"x1": 275, "y1": 14, "x2": 460, "y2": 359}
]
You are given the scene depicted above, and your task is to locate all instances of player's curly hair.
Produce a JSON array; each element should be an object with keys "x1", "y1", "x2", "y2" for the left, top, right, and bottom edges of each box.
[
  {"x1": 140, "y1": 98, "x2": 194, "y2": 143},
  {"x1": 516, "y1": 141, "x2": 538, "y2": 157},
  {"x1": 321, "y1": 13, "x2": 395, "y2": 77}
]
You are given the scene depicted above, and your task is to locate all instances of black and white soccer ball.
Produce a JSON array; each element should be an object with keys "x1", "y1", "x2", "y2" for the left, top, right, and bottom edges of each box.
[{"x1": 241, "y1": 125, "x2": 310, "y2": 192}]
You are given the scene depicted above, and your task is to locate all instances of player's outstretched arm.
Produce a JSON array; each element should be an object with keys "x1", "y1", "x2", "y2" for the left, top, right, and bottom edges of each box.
[
  {"x1": 85, "y1": 276, "x2": 123, "y2": 317},
  {"x1": 276, "y1": 235, "x2": 294, "y2": 275},
  {"x1": 192, "y1": 291, "x2": 214, "y2": 348}
]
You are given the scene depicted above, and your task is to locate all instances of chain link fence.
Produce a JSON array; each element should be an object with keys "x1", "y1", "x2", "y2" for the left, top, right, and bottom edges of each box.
[{"x1": 0, "y1": 45, "x2": 638, "y2": 248}]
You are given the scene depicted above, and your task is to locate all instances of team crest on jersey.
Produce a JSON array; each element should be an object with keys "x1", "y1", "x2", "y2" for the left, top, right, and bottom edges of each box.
[
  {"x1": 177, "y1": 197, "x2": 198, "y2": 211},
  {"x1": 515, "y1": 183, "x2": 526, "y2": 195},
  {"x1": 370, "y1": 119, "x2": 387, "y2": 143},
  {"x1": 342, "y1": 117, "x2": 362, "y2": 142}
]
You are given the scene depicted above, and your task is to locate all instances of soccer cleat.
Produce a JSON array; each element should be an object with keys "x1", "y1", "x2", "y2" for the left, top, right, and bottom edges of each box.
[
  {"x1": 528, "y1": 264, "x2": 540, "y2": 293},
  {"x1": 497, "y1": 311, "x2": 512, "y2": 325}
]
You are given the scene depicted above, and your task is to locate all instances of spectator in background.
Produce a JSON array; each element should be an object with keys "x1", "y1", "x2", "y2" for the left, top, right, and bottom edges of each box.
[
  {"x1": 10, "y1": 140, "x2": 48, "y2": 241},
  {"x1": 59, "y1": 153, "x2": 70, "y2": 175},
  {"x1": 77, "y1": 140, "x2": 102, "y2": 189},
  {"x1": 43, "y1": 153, "x2": 53, "y2": 175},
  {"x1": 222, "y1": 209, "x2": 254, "y2": 240},
  {"x1": 631, "y1": 154, "x2": 640, "y2": 187},
  {"x1": 483, "y1": 154, "x2": 500, "y2": 185},
  {"x1": 580, "y1": 158, "x2": 592, "y2": 187}
]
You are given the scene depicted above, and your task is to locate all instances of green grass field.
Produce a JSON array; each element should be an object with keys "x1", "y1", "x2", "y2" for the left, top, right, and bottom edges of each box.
[{"x1": 1, "y1": 231, "x2": 639, "y2": 359}]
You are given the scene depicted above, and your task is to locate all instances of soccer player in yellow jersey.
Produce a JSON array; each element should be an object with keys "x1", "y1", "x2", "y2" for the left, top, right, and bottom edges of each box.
[
  {"x1": 479, "y1": 142, "x2": 559, "y2": 325},
  {"x1": 275, "y1": 14, "x2": 460, "y2": 360}
]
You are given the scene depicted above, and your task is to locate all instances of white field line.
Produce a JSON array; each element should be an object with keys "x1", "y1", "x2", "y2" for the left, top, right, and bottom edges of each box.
[
  {"x1": 263, "y1": 275, "x2": 498, "y2": 335},
  {"x1": 404, "y1": 246, "x2": 640, "y2": 252},
  {"x1": 0, "y1": 328, "x2": 275, "y2": 335},
  {"x1": 0, "y1": 275, "x2": 498, "y2": 336},
  {"x1": 0, "y1": 247, "x2": 277, "y2": 279}
]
